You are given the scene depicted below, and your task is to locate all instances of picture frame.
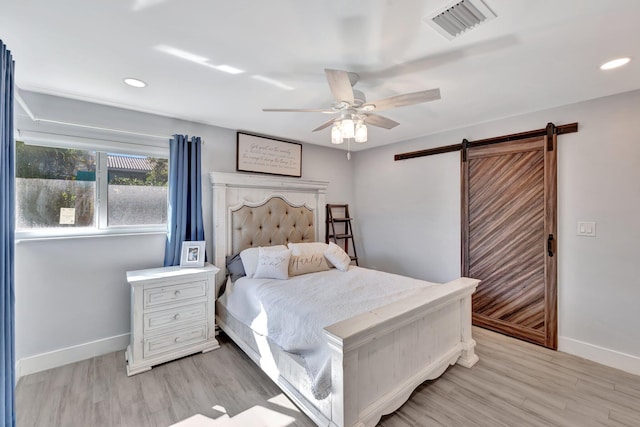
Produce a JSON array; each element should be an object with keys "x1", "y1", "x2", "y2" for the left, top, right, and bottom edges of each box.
[
  {"x1": 236, "y1": 131, "x2": 302, "y2": 177},
  {"x1": 180, "y1": 241, "x2": 206, "y2": 268}
]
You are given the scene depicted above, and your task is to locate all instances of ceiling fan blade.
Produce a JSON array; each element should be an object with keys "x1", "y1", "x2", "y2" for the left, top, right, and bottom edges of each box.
[
  {"x1": 364, "y1": 114, "x2": 400, "y2": 129},
  {"x1": 366, "y1": 88, "x2": 441, "y2": 112},
  {"x1": 262, "y1": 108, "x2": 335, "y2": 113},
  {"x1": 312, "y1": 118, "x2": 336, "y2": 132},
  {"x1": 325, "y1": 69, "x2": 355, "y2": 104}
]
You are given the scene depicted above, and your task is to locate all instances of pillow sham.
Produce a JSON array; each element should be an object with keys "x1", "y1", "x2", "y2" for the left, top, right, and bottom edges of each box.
[
  {"x1": 253, "y1": 247, "x2": 292, "y2": 280},
  {"x1": 289, "y1": 253, "x2": 331, "y2": 276},
  {"x1": 324, "y1": 242, "x2": 352, "y2": 272},
  {"x1": 287, "y1": 242, "x2": 331, "y2": 276},
  {"x1": 240, "y1": 245, "x2": 288, "y2": 278},
  {"x1": 287, "y1": 242, "x2": 329, "y2": 256},
  {"x1": 225, "y1": 253, "x2": 246, "y2": 282},
  {"x1": 239, "y1": 247, "x2": 260, "y2": 278},
  {"x1": 240, "y1": 245, "x2": 287, "y2": 278}
]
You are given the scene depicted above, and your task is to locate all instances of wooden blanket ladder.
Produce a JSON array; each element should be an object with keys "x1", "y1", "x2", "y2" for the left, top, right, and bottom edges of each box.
[{"x1": 326, "y1": 204, "x2": 359, "y2": 266}]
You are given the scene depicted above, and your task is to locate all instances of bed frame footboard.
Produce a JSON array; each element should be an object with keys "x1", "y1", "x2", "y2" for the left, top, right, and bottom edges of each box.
[{"x1": 324, "y1": 277, "x2": 479, "y2": 427}]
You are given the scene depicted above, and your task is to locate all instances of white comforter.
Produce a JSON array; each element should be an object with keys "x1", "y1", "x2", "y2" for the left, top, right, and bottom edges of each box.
[{"x1": 219, "y1": 266, "x2": 439, "y2": 400}]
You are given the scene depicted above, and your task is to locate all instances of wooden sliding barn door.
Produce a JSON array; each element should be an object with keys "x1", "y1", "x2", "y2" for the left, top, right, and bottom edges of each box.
[{"x1": 462, "y1": 132, "x2": 557, "y2": 349}]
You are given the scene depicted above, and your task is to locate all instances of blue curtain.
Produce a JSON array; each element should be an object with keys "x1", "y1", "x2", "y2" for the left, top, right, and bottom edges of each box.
[
  {"x1": 0, "y1": 40, "x2": 15, "y2": 427},
  {"x1": 164, "y1": 135, "x2": 205, "y2": 266}
]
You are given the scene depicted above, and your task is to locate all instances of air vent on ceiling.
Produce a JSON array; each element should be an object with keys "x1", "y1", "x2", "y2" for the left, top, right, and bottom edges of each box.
[{"x1": 425, "y1": 0, "x2": 497, "y2": 40}]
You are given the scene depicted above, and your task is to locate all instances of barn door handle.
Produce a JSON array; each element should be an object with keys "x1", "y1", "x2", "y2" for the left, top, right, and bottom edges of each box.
[{"x1": 547, "y1": 234, "x2": 554, "y2": 257}]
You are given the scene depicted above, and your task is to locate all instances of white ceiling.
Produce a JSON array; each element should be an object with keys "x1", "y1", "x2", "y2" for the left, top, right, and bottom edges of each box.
[{"x1": 1, "y1": 0, "x2": 639, "y2": 151}]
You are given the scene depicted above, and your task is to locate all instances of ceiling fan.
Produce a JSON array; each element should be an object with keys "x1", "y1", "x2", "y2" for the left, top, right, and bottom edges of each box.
[{"x1": 262, "y1": 68, "x2": 441, "y2": 145}]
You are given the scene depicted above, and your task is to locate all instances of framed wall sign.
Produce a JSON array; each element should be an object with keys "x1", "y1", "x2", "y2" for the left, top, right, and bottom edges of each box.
[{"x1": 236, "y1": 132, "x2": 302, "y2": 177}]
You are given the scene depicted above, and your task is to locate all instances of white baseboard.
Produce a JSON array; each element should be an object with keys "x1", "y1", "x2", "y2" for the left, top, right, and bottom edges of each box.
[
  {"x1": 16, "y1": 333, "x2": 638, "y2": 382},
  {"x1": 16, "y1": 333, "x2": 130, "y2": 381},
  {"x1": 558, "y1": 336, "x2": 640, "y2": 376}
]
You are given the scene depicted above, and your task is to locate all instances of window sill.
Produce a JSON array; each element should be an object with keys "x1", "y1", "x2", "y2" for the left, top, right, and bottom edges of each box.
[{"x1": 15, "y1": 226, "x2": 167, "y2": 243}]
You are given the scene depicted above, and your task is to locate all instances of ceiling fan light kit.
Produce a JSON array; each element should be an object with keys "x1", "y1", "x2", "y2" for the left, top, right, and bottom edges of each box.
[
  {"x1": 331, "y1": 116, "x2": 368, "y2": 145},
  {"x1": 331, "y1": 123, "x2": 343, "y2": 144},
  {"x1": 263, "y1": 68, "x2": 441, "y2": 148},
  {"x1": 355, "y1": 120, "x2": 367, "y2": 143},
  {"x1": 340, "y1": 118, "x2": 355, "y2": 139}
]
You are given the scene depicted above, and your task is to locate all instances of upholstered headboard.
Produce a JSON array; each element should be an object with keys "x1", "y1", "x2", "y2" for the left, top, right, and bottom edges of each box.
[
  {"x1": 230, "y1": 196, "x2": 315, "y2": 254},
  {"x1": 210, "y1": 172, "x2": 329, "y2": 293}
]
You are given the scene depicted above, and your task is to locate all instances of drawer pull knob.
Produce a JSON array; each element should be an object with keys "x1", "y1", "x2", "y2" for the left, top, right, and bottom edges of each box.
[
  {"x1": 174, "y1": 290, "x2": 181, "y2": 297},
  {"x1": 174, "y1": 314, "x2": 181, "y2": 320},
  {"x1": 174, "y1": 337, "x2": 181, "y2": 343}
]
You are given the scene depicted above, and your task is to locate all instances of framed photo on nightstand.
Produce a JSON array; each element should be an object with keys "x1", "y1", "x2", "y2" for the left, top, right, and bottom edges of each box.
[{"x1": 180, "y1": 241, "x2": 206, "y2": 267}]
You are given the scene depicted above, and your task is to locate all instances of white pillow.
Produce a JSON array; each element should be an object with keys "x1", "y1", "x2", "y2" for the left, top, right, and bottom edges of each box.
[
  {"x1": 287, "y1": 242, "x2": 329, "y2": 256},
  {"x1": 253, "y1": 247, "x2": 292, "y2": 280},
  {"x1": 240, "y1": 245, "x2": 287, "y2": 278},
  {"x1": 324, "y1": 242, "x2": 352, "y2": 272}
]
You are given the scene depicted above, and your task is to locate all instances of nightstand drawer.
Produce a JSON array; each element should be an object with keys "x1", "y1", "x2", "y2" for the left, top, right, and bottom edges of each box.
[
  {"x1": 143, "y1": 303, "x2": 207, "y2": 333},
  {"x1": 143, "y1": 281, "x2": 206, "y2": 308},
  {"x1": 144, "y1": 325, "x2": 207, "y2": 358}
]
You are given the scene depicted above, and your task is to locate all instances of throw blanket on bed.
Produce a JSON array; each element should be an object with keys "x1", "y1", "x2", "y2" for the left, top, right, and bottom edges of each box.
[{"x1": 220, "y1": 266, "x2": 438, "y2": 399}]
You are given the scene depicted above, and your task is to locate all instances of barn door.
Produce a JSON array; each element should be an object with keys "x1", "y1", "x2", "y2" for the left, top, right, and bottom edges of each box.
[{"x1": 461, "y1": 131, "x2": 557, "y2": 349}]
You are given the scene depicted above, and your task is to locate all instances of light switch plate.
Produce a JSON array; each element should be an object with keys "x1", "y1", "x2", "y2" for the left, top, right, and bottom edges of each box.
[{"x1": 577, "y1": 221, "x2": 596, "y2": 237}]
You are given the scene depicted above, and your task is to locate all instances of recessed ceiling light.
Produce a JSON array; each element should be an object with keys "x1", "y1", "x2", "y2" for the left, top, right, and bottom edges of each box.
[
  {"x1": 600, "y1": 57, "x2": 630, "y2": 70},
  {"x1": 123, "y1": 77, "x2": 147, "y2": 88}
]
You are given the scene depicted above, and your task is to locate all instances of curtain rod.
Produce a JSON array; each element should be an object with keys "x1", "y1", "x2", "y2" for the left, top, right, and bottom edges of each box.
[
  {"x1": 15, "y1": 90, "x2": 204, "y2": 143},
  {"x1": 394, "y1": 122, "x2": 578, "y2": 161}
]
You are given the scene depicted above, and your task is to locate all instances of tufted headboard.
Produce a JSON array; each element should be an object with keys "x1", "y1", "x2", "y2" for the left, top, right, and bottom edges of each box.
[
  {"x1": 210, "y1": 172, "x2": 329, "y2": 293},
  {"x1": 230, "y1": 196, "x2": 315, "y2": 254}
]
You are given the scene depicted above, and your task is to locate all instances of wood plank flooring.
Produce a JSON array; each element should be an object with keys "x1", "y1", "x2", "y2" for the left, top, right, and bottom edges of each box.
[{"x1": 16, "y1": 327, "x2": 640, "y2": 427}]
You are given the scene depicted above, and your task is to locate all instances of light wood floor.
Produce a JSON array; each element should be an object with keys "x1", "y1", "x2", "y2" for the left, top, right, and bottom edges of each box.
[{"x1": 16, "y1": 327, "x2": 640, "y2": 427}]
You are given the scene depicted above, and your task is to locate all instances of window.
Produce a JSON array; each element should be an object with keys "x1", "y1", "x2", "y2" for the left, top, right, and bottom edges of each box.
[
  {"x1": 107, "y1": 154, "x2": 168, "y2": 226},
  {"x1": 15, "y1": 140, "x2": 168, "y2": 236}
]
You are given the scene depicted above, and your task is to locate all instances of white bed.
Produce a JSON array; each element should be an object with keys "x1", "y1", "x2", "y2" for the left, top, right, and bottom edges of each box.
[{"x1": 210, "y1": 172, "x2": 480, "y2": 427}]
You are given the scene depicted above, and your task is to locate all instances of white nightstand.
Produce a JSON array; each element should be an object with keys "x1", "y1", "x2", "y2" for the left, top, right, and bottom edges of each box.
[{"x1": 125, "y1": 263, "x2": 220, "y2": 376}]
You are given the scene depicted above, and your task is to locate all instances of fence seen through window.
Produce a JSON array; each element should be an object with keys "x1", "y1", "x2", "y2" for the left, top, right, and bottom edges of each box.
[{"x1": 15, "y1": 141, "x2": 168, "y2": 232}]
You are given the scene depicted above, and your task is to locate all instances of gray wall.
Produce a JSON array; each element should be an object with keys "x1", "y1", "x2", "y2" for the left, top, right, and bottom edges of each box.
[
  {"x1": 15, "y1": 91, "x2": 354, "y2": 363},
  {"x1": 16, "y1": 88, "x2": 640, "y2": 375},
  {"x1": 353, "y1": 89, "x2": 640, "y2": 371}
]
